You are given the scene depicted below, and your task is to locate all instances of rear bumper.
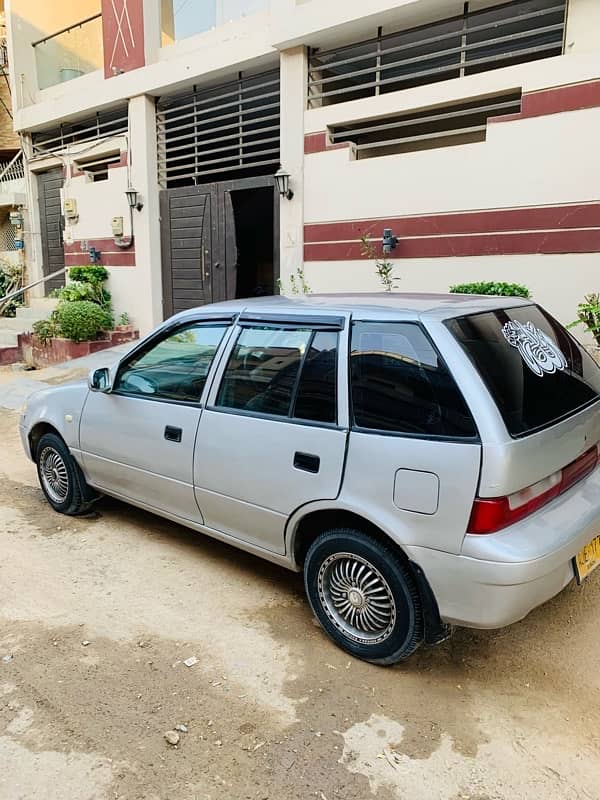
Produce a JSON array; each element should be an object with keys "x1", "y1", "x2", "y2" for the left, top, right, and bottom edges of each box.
[{"x1": 406, "y1": 467, "x2": 600, "y2": 629}]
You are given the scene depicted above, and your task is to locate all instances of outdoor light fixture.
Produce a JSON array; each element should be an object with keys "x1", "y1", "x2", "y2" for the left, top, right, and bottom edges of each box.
[
  {"x1": 125, "y1": 187, "x2": 143, "y2": 211},
  {"x1": 274, "y1": 167, "x2": 294, "y2": 200},
  {"x1": 382, "y1": 228, "x2": 398, "y2": 254}
]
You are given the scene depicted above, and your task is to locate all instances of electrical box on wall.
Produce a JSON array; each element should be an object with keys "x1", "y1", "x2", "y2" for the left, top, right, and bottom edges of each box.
[
  {"x1": 63, "y1": 198, "x2": 78, "y2": 219},
  {"x1": 111, "y1": 216, "x2": 124, "y2": 237}
]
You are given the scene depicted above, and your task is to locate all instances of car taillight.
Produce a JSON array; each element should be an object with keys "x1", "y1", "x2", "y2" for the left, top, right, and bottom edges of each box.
[{"x1": 468, "y1": 444, "x2": 599, "y2": 535}]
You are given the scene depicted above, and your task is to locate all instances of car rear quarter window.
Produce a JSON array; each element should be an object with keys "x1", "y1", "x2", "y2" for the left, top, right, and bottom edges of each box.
[
  {"x1": 350, "y1": 321, "x2": 477, "y2": 438},
  {"x1": 446, "y1": 305, "x2": 600, "y2": 437}
]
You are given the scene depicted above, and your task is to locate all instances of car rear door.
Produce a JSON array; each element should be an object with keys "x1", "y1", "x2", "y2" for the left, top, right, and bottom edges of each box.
[{"x1": 192, "y1": 313, "x2": 349, "y2": 554}]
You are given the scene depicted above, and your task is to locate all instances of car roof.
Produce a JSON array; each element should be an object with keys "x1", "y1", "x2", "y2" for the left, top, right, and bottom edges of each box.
[{"x1": 172, "y1": 292, "x2": 531, "y2": 324}]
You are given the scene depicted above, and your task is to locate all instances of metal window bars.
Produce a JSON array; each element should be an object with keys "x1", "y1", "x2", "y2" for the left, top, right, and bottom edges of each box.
[
  {"x1": 308, "y1": 0, "x2": 566, "y2": 108},
  {"x1": 156, "y1": 69, "x2": 281, "y2": 188},
  {"x1": 31, "y1": 108, "x2": 129, "y2": 155},
  {"x1": 329, "y1": 91, "x2": 523, "y2": 158}
]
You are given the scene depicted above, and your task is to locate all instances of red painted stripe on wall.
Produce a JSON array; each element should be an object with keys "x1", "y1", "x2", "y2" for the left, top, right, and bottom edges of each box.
[
  {"x1": 304, "y1": 229, "x2": 600, "y2": 261},
  {"x1": 304, "y1": 204, "x2": 600, "y2": 243},
  {"x1": 64, "y1": 238, "x2": 135, "y2": 267},
  {"x1": 490, "y1": 79, "x2": 600, "y2": 124},
  {"x1": 304, "y1": 131, "x2": 354, "y2": 154}
]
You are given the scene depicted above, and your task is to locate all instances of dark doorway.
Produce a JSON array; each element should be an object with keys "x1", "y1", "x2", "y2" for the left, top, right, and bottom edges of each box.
[
  {"x1": 231, "y1": 187, "x2": 274, "y2": 298},
  {"x1": 160, "y1": 176, "x2": 279, "y2": 318}
]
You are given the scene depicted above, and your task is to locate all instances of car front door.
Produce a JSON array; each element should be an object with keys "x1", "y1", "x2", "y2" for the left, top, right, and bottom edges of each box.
[
  {"x1": 79, "y1": 317, "x2": 233, "y2": 522},
  {"x1": 193, "y1": 313, "x2": 350, "y2": 554}
]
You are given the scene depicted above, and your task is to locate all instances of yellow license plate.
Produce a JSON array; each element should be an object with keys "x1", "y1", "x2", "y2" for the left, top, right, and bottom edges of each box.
[{"x1": 574, "y1": 535, "x2": 600, "y2": 584}]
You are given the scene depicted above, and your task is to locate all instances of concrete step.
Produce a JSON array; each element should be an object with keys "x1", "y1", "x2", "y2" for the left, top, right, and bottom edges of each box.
[
  {"x1": 0, "y1": 330, "x2": 19, "y2": 347},
  {"x1": 1, "y1": 316, "x2": 45, "y2": 332}
]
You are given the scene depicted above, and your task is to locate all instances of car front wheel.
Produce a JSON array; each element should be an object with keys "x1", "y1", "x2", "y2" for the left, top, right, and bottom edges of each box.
[
  {"x1": 304, "y1": 528, "x2": 424, "y2": 664},
  {"x1": 36, "y1": 432, "x2": 95, "y2": 516}
]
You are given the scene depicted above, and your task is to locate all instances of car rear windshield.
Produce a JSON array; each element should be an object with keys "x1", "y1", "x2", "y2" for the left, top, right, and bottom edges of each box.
[{"x1": 446, "y1": 305, "x2": 600, "y2": 437}]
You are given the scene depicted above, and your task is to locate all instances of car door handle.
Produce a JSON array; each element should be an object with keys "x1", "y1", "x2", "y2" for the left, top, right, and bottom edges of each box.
[
  {"x1": 164, "y1": 426, "x2": 182, "y2": 443},
  {"x1": 294, "y1": 452, "x2": 320, "y2": 474}
]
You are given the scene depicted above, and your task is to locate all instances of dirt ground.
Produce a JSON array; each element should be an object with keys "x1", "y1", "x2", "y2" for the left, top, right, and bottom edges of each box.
[{"x1": 1, "y1": 368, "x2": 600, "y2": 800}]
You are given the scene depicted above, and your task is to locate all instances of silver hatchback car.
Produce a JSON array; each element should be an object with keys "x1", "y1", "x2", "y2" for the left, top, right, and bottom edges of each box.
[{"x1": 20, "y1": 293, "x2": 600, "y2": 664}]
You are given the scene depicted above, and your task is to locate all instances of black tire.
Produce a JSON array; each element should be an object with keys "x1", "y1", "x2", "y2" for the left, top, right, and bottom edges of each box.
[
  {"x1": 304, "y1": 528, "x2": 423, "y2": 665},
  {"x1": 36, "y1": 432, "x2": 96, "y2": 516}
]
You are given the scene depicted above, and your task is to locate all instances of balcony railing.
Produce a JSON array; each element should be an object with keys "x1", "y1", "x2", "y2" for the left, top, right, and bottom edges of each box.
[
  {"x1": 32, "y1": 13, "x2": 103, "y2": 91},
  {"x1": 0, "y1": 151, "x2": 25, "y2": 197}
]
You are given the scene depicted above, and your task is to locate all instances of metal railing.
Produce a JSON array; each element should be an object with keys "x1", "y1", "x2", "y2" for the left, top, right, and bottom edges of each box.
[
  {"x1": 308, "y1": 0, "x2": 566, "y2": 108},
  {"x1": 330, "y1": 92, "x2": 522, "y2": 157},
  {"x1": 0, "y1": 266, "x2": 67, "y2": 311},
  {"x1": 0, "y1": 150, "x2": 25, "y2": 188},
  {"x1": 32, "y1": 108, "x2": 128, "y2": 155},
  {"x1": 32, "y1": 13, "x2": 103, "y2": 91},
  {"x1": 157, "y1": 69, "x2": 280, "y2": 188}
]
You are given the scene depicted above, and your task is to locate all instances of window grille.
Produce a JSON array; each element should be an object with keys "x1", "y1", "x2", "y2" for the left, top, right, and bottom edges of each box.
[
  {"x1": 32, "y1": 107, "x2": 128, "y2": 155},
  {"x1": 308, "y1": 0, "x2": 565, "y2": 108},
  {"x1": 157, "y1": 69, "x2": 280, "y2": 188},
  {"x1": 0, "y1": 213, "x2": 17, "y2": 251},
  {"x1": 74, "y1": 152, "x2": 122, "y2": 181},
  {"x1": 329, "y1": 91, "x2": 522, "y2": 158}
]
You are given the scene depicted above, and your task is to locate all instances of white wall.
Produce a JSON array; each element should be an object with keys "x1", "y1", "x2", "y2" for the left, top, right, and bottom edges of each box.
[
  {"x1": 303, "y1": 107, "x2": 600, "y2": 221},
  {"x1": 303, "y1": 253, "x2": 600, "y2": 337}
]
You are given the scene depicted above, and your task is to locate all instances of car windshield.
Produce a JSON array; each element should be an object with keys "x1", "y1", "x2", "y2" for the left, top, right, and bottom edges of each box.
[{"x1": 446, "y1": 304, "x2": 600, "y2": 437}]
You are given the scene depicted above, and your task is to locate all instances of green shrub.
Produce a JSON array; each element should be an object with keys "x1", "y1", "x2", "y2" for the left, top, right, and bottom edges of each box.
[
  {"x1": 56, "y1": 280, "x2": 98, "y2": 304},
  {"x1": 68, "y1": 265, "x2": 109, "y2": 284},
  {"x1": 55, "y1": 301, "x2": 113, "y2": 342},
  {"x1": 57, "y1": 265, "x2": 112, "y2": 312},
  {"x1": 567, "y1": 293, "x2": 600, "y2": 348},
  {"x1": 32, "y1": 312, "x2": 60, "y2": 345},
  {"x1": 449, "y1": 281, "x2": 531, "y2": 298},
  {"x1": 0, "y1": 262, "x2": 24, "y2": 317}
]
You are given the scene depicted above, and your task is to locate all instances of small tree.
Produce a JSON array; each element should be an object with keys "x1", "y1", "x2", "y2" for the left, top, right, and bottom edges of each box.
[
  {"x1": 360, "y1": 235, "x2": 398, "y2": 292},
  {"x1": 277, "y1": 267, "x2": 311, "y2": 296},
  {"x1": 568, "y1": 293, "x2": 600, "y2": 348}
]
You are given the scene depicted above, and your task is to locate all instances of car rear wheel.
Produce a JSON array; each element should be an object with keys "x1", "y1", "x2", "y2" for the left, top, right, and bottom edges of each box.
[
  {"x1": 36, "y1": 432, "x2": 95, "y2": 516},
  {"x1": 304, "y1": 528, "x2": 423, "y2": 664}
]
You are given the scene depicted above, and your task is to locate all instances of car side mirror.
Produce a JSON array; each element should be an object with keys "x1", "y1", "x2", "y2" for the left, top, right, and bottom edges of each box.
[{"x1": 88, "y1": 367, "x2": 112, "y2": 393}]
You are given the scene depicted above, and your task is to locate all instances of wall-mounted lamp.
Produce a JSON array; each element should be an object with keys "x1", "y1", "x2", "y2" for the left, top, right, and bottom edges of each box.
[
  {"x1": 274, "y1": 167, "x2": 294, "y2": 201},
  {"x1": 125, "y1": 187, "x2": 144, "y2": 212},
  {"x1": 89, "y1": 246, "x2": 102, "y2": 264},
  {"x1": 382, "y1": 228, "x2": 398, "y2": 255}
]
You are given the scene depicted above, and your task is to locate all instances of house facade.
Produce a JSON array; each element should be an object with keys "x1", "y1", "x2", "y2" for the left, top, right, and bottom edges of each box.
[{"x1": 5, "y1": 0, "x2": 600, "y2": 335}]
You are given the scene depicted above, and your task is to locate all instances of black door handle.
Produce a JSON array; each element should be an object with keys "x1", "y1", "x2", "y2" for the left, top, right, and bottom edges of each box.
[
  {"x1": 294, "y1": 452, "x2": 320, "y2": 473},
  {"x1": 164, "y1": 425, "x2": 182, "y2": 443}
]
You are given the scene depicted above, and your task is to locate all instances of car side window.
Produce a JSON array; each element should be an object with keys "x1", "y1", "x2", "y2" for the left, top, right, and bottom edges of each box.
[
  {"x1": 216, "y1": 326, "x2": 339, "y2": 423},
  {"x1": 350, "y1": 321, "x2": 477, "y2": 438},
  {"x1": 292, "y1": 331, "x2": 338, "y2": 423},
  {"x1": 114, "y1": 323, "x2": 228, "y2": 403}
]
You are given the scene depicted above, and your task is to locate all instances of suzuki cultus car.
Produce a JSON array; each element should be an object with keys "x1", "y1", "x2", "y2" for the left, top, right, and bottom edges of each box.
[{"x1": 20, "y1": 294, "x2": 600, "y2": 663}]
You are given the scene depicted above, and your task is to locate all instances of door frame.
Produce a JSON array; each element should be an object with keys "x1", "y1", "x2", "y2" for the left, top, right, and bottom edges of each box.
[{"x1": 160, "y1": 175, "x2": 279, "y2": 319}]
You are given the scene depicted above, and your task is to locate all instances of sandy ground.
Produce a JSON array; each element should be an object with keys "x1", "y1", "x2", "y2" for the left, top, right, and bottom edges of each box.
[{"x1": 1, "y1": 366, "x2": 600, "y2": 800}]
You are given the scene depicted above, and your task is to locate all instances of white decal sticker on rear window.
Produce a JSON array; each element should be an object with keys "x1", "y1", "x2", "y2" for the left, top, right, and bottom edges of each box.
[{"x1": 502, "y1": 320, "x2": 567, "y2": 377}]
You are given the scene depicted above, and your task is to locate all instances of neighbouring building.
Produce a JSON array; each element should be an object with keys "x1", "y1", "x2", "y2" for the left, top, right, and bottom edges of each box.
[
  {"x1": 0, "y1": 0, "x2": 25, "y2": 278},
  {"x1": 4, "y1": 0, "x2": 600, "y2": 335}
]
